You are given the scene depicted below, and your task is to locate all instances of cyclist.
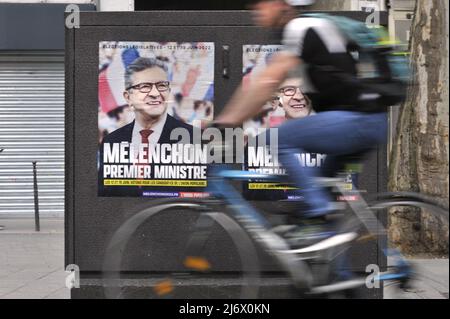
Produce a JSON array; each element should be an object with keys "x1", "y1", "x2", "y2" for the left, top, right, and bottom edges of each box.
[{"x1": 216, "y1": 0, "x2": 388, "y2": 244}]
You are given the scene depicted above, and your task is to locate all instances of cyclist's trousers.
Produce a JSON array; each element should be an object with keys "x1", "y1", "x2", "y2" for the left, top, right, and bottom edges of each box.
[{"x1": 277, "y1": 110, "x2": 387, "y2": 217}]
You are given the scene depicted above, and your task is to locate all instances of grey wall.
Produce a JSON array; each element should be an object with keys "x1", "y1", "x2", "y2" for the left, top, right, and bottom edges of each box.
[{"x1": 0, "y1": 3, "x2": 95, "y2": 50}]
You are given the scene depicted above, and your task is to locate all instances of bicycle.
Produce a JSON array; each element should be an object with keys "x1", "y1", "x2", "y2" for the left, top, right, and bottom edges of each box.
[{"x1": 101, "y1": 152, "x2": 449, "y2": 299}]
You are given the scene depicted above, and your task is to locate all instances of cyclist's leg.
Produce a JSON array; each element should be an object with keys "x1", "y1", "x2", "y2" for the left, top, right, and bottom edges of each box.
[
  {"x1": 321, "y1": 154, "x2": 339, "y2": 178},
  {"x1": 276, "y1": 111, "x2": 387, "y2": 218}
]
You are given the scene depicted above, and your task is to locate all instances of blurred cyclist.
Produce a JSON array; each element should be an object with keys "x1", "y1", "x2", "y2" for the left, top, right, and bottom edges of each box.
[{"x1": 216, "y1": 0, "x2": 387, "y2": 244}]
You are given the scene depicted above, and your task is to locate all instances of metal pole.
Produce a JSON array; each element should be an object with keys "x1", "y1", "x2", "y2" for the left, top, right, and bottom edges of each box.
[{"x1": 32, "y1": 161, "x2": 40, "y2": 232}]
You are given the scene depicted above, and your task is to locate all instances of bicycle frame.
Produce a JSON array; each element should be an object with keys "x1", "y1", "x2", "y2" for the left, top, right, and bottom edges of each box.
[
  {"x1": 206, "y1": 163, "x2": 315, "y2": 289},
  {"x1": 205, "y1": 163, "x2": 411, "y2": 290},
  {"x1": 102, "y1": 162, "x2": 437, "y2": 298}
]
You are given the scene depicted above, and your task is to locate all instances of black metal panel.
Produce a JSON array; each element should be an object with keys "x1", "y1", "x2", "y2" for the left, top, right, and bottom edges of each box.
[
  {"x1": 66, "y1": 11, "x2": 387, "y2": 290},
  {"x1": 78, "y1": 10, "x2": 387, "y2": 26},
  {"x1": 65, "y1": 26, "x2": 75, "y2": 266},
  {"x1": 134, "y1": 0, "x2": 250, "y2": 11},
  {"x1": 70, "y1": 24, "x2": 273, "y2": 271}
]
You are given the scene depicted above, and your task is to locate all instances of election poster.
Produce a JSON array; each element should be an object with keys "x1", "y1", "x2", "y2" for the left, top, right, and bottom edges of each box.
[
  {"x1": 242, "y1": 45, "x2": 284, "y2": 138},
  {"x1": 98, "y1": 42, "x2": 214, "y2": 198},
  {"x1": 242, "y1": 45, "x2": 358, "y2": 201}
]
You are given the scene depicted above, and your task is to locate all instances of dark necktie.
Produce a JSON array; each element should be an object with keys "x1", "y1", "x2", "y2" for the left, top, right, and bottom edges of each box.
[{"x1": 139, "y1": 129, "x2": 153, "y2": 160}]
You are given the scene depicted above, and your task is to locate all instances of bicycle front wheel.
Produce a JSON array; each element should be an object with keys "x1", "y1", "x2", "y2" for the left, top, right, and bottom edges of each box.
[{"x1": 102, "y1": 200, "x2": 261, "y2": 299}]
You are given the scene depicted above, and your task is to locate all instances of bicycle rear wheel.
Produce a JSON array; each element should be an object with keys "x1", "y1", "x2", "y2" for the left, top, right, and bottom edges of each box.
[
  {"x1": 102, "y1": 200, "x2": 261, "y2": 299},
  {"x1": 363, "y1": 193, "x2": 448, "y2": 299},
  {"x1": 316, "y1": 192, "x2": 448, "y2": 298}
]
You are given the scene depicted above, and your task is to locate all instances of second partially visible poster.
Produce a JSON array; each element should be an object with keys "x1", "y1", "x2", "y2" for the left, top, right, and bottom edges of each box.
[
  {"x1": 242, "y1": 45, "x2": 284, "y2": 138},
  {"x1": 242, "y1": 44, "x2": 338, "y2": 201}
]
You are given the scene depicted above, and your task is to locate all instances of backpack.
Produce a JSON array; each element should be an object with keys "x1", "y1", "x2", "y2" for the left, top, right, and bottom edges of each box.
[{"x1": 302, "y1": 13, "x2": 411, "y2": 108}]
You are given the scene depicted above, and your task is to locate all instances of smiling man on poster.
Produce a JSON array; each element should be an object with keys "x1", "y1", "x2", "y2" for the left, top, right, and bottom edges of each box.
[{"x1": 98, "y1": 56, "x2": 196, "y2": 197}]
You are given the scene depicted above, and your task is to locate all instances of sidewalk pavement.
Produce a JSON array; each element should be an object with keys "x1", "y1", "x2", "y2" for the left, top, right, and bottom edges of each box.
[
  {"x1": 0, "y1": 218, "x2": 69, "y2": 299},
  {"x1": 0, "y1": 218, "x2": 448, "y2": 299},
  {"x1": 384, "y1": 257, "x2": 449, "y2": 299}
]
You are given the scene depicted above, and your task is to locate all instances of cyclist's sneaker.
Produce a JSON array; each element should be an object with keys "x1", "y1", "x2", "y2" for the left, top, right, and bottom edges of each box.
[
  {"x1": 273, "y1": 217, "x2": 336, "y2": 248},
  {"x1": 285, "y1": 226, "x2": 336, "y2": 249}
]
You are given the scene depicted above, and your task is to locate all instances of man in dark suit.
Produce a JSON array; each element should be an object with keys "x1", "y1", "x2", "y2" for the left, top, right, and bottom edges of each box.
[
  {"x1": 243, "y1": 78, "x2": 317, "y2": 202},
  {"x1": 99, "y1": 57, "x2": 195, "y2": 196}
]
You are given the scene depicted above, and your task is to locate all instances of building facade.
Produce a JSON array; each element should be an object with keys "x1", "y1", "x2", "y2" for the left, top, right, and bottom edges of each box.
[{"x1": 0, "y1": 1, "x2": 134, "y2": 217}]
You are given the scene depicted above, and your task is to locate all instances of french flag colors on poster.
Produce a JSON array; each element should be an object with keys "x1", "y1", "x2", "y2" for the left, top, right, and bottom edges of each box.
[{"x1": 99, "y1": 48, "x2": 140, "y2": 113}]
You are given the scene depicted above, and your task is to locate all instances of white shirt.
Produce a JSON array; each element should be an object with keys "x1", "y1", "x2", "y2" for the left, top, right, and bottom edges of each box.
[
  {"x1": 282, "y1": 17, "x2": 347, "y2": 56},
  {"x1": 131, "y1": 112, "x2": 167, "y2": 158}
]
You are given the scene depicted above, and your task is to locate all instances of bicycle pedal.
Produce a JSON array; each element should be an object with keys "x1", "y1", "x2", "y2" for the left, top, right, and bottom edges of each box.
[
  {"x1": 356, "y1": 233, "x2": 377, "y2": 242},
  {"x1": 270, "y1": 224, "x2": 298, "y2": 235},
  {"x1": 309, "y1": 278, "x2": 366, "y2": 294},
  {"x1": 281, "y1": 232, "x2": 358, "y2": 254}
]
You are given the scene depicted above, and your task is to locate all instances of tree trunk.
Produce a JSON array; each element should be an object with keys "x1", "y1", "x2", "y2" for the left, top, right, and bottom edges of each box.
[{"x1": 389, "y1": 0, "x2": 449, "y2": 255}]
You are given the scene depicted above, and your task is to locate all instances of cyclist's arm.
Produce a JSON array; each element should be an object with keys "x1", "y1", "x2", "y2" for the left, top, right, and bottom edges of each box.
[{"x1": 216, "y1": 52, "x2": 300, "y2": 126}]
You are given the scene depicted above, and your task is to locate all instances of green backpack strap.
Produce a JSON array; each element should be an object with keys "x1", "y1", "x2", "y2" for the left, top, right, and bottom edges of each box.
[{"x1": 301, "y1": 12, "x2": 381, "y2": 50}]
